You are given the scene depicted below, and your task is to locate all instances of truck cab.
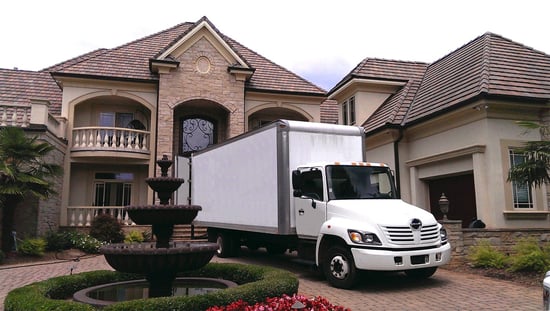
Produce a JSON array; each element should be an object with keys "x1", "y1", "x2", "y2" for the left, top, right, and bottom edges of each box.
[{"x1": 292, "y1": 162, "x2": 451, "y2": 288}]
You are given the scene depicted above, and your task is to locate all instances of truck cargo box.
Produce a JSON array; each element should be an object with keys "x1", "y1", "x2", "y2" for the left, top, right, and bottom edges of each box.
[{"x1": 177, "y1": 120, "x2": 364, "y2": 235}]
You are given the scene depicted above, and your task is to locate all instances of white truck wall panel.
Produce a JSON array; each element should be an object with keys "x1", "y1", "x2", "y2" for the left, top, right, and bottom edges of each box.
[
  {"x1": 187, "y1": 120, "x2": 365, "y2": 235},
  {"x1": 192, "y1": 127, "x2": 281, "y2": 232}
]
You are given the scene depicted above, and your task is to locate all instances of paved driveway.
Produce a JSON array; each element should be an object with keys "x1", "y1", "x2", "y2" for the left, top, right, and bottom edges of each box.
[{"x1": 0, "y1": 250, "x2": 542, "y2": 310}]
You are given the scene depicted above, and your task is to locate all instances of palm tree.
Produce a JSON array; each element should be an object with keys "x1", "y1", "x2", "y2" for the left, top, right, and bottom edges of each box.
[
  {"x1": 0, "y1": 127, "x2": 62, "y2": 252},
  {"x1": 508, "y1": 121, "x2": 550, "y2": 188}
]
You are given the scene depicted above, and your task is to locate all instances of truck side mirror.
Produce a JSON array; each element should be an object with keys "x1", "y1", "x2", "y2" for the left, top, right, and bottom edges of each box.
[{"x1": 292, "y1": 170, "x2": 303, "y2": 190}]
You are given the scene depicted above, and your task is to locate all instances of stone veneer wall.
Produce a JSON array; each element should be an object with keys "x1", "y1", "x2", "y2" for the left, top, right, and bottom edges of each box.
[
  {"x1": 8, "y1": 129, "x2": 66, "y2": 240},
  {"x1": 442, "y1": 220, "x2": 550, "y2": 268},
  {"x1": 156, "y1": 37, "x2": 245, "y2": 164}
]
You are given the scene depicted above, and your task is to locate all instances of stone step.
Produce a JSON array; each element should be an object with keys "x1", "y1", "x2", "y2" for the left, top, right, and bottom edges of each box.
[{"x1": 171, "y1": 224, "x2": 208, "y2": 241}]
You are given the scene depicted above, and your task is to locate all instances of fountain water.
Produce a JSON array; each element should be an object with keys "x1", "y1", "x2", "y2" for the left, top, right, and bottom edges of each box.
[{"x1": 74, "y1": 155, "x2": 222, "y2": 306}]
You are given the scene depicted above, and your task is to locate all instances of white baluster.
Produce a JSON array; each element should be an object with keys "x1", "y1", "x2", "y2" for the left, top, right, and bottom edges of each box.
[
  {"x1": 85, "y1": 210, "x2": 92, "y2": 226},
  {"x1": 73, "y1": 131, "x2": 80, "y2": 147},
  {"x1": 68, "y1": 210, "x2": 75, "y2": 226},
  {"x1": 77, "y1": 211, "x2": 83, "y2": 227},
  {"x1": 11, "y1": 108, "x2": 17, "y2": 126},
  {"x1": 1, "y1": 107, "x2": 6, "y2": 126},
  {"x1": 88, "y1": 130, "x2": 94, "y2": 147},
  {"x1": 21, "y1": 108, "x2": 28, "y2": 127},
  {"x1": 141, "y1": 134, "x2": 148, "y2": 151},
  {"x1": 96, "y1": 130, "x2": 102, "y2": 148}
]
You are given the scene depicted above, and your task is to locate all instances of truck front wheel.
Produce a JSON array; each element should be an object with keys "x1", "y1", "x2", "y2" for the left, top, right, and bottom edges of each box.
[{"x1": 323, "y1": 245, "x2": 358, "y2": 289}]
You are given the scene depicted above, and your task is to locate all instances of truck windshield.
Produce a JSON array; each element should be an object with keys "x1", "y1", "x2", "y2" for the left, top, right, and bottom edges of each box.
[{"x1": 326, "y1": 165, "x2": 396, "y2": 200}]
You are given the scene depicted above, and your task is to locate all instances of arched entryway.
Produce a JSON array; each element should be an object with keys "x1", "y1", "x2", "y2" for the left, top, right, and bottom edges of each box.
[
  {"x1": 248, "y1": 107, "x2": 309, "y2": 130},
  {"x1": 173, "y1": 99, "x2": 229, "y2": 156}
]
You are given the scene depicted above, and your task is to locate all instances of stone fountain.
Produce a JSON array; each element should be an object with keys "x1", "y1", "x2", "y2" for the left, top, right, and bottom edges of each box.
[{"x1": 74, "y1": 155, "x2": 221, "y2": 305}]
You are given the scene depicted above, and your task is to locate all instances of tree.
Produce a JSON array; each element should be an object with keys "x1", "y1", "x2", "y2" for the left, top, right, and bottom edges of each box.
[
  {"x1": 0, "y1": 127, "x2": 62, "y2": 252},
  {"x1": 507, "y1": 121, "x2": 550, "y2": 188}
]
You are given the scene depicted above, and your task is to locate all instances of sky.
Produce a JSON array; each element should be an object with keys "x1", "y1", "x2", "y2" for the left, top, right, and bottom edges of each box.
[{"x1": 1, "y1": 0, "x2": 550, "y2": 91}]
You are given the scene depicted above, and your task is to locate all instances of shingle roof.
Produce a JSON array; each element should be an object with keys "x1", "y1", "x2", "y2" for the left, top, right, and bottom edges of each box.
[
  {"x1": 0, "y1": 69, "x2": 62, "y2": 115},
  {"x1": 405, "y1": 32, "x2": 550, "y2": 124},
  {"x1": 52, "y1": 17, "x2": 324, "y2": 95},
  {"x1": 362, "y1": 32, "x2": 550, "y2": 133},
  {"x1": 351, "y1": 59, "x2": 427, "y2": 132},
  {"x1": 329, "y1": 58, "x2": 427, "y2": 94}
]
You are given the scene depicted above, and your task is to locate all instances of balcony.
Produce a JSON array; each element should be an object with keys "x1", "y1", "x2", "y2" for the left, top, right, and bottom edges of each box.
[
  {"x1": 72, "y1": 127, "x2": 150, "y2": 156},
  {"x1": 67, "y1": 206, "x2": 135, "y2": 227}
]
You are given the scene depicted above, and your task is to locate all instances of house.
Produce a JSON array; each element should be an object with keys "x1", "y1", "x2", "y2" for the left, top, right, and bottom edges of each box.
[
  {"x1": 329, "y1": 33, "x2": 550, "y2": 230},
  {"x1": 0, "y1": 17, "x2": 326, "y2": 243},
  {"x1": 1, "y1": 16, "x2": 549, "y2": 250}
]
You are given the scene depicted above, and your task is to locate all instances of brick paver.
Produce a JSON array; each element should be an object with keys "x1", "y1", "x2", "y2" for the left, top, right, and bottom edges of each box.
[{"x1": 0, "y1": 251, "x2": 543, "y2": 310}]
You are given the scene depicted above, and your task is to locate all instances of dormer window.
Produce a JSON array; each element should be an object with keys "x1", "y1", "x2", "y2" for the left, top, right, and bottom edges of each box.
[{"x1": 342, "y1": 96, "x2": 356, "y2": 125}]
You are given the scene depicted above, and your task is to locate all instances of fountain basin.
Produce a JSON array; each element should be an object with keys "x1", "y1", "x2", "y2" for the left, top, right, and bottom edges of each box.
[
  {"x1": 124, "y1": 205, "x2": 201, "y2": 225},
  {"x1": 101, "y1": 242, "x2": 218, "y2": 274},
  {"x1": 73, "y1": 277, "x2": 237, "y2": 307}
]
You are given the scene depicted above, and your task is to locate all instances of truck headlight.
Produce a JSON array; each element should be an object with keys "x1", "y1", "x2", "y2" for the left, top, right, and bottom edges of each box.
[
  {"x1": 440, "y1": 227, "x2": 448, "y2": 243},
  {"x1": 348, "y1": 230, "x2": 381, "y2": 245}
]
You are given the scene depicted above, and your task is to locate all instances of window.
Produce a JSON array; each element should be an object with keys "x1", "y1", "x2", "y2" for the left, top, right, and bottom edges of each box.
[
  {"x1": 342, "y1": 101, "x2": 348, "y2": 125},
  {"x1": 93, "y1": 172, "x2": 133, "y2": 206},
  {"x1": 181, "y1": 117, "x2": 216, "y2": 155},
  {"x1": 349, "y1": 96, "x2": 356, "y2": 125},
  {"x1": 509, "y1": 149, "x2": 533, "y2": 208},
  {"x1": 99, "y1": 112, "x2": 134, "y2": 128},
  {"x1": 341, "y1": 96, "x2": 356, "y2": 125},
  {"x1": 300, "y1": 169, "x2": 324, "y2": 201}
]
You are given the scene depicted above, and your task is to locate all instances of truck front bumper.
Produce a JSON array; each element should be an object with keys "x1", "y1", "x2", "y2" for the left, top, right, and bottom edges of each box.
[{"x1": 351, "y1": 243, "x2": 452, "y2": 271}]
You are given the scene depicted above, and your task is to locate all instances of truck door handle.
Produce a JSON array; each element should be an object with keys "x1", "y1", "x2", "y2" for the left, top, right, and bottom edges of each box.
[{"x1": 298, "y1": 209, "x2": 304, "y2": 216}]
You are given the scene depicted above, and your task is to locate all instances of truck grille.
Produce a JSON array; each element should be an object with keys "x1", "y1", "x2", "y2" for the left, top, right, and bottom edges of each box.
[{"x1": 380, "y1": 224, "x2": 440, "y2": 245}]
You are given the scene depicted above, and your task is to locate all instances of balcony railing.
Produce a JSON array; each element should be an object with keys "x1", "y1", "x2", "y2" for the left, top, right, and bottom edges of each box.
[
  {"x1": 72, "y1": 127, "x2": 150, "y2": 154},
  {"x1": 67, "y1": 206, "x2": 135, "y2": 227}
]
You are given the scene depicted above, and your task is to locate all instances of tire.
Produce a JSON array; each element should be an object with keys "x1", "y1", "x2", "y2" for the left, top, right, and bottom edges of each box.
[
  {"x1": 322, "y1": 245, "x2": 358, "y2": 289},
  {"x1": 213, "y1": 232, "x2": 238, "y2": 258},
  {"x1": 404, "y1": 267, "x2": 437, "y2": 279}
]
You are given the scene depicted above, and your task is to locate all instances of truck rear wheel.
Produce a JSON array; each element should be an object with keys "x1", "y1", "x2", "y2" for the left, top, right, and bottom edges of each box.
[
  {"x1": 323, "y1": 245, "x2": 357, "y2": 289},
  {"x1": 213, "y1": 232, "x2": 238, "y2": 258},
  {"x1": 404, "y1": 267, "x2": 437, "y2": 279}
]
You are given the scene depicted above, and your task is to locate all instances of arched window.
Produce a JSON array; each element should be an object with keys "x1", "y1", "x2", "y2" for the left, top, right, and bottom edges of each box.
[{"x1": 181, "y1": 117, "x2": 216, "y2": 155}]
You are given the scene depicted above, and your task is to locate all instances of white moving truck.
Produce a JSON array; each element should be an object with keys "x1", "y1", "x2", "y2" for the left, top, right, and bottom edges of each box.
[{"x1": 176, "y1": 120, "x2": 451, "y2": 288}]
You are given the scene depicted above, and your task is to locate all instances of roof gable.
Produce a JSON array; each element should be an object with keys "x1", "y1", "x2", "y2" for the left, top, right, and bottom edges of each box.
[{"x1": 156, "y1": 17, "x2": 249, "y2": 69}]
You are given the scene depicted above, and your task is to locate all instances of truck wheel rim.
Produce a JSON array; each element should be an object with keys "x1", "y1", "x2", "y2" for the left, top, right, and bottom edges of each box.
[
  {"x1": 216, "y1": 236, "x2": 223, "y2": 255},
  {"x1": 330, "y1": 255, "x2": 349, "y2": 279}
]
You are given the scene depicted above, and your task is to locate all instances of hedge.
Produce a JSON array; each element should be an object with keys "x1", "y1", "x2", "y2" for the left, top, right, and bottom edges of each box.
[{"x1": 4, "y1": 263, "x2": 299, "y2": 311}]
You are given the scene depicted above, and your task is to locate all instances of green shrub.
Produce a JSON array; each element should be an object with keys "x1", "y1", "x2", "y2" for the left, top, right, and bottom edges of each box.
[
  {"x1": 0, "y1": 250, "x2": 5, "y2": 264},
  {"x1": 89, "y1": 214, "x2": 124, "y2": 243},
  {"x1": 508, "y1": 237, "x2": 550, "y2": 272},
  {"x1": 4, "y1": 263, "x2": 298, "y2": 311},
  {"x1": 124, "y1": 230, "x2": 144, "y2": 243},
  {"x1": 68, "y1": 232, "x2": 104, "y2": 254},
  {"x1": 18, "y1": 238, "x2": 47, "y2": 257},
  {"x1": 467, "y1": 239, "x2": 508, "y2": 269},
  {"x1": 4, "y1": 270, "x2": 138, "y2": 311},
  {"x1": 45, "y1": 231, "x2": 73, "y2": 251}
]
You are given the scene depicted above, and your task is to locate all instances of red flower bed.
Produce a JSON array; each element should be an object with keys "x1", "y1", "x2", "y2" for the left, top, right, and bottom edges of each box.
[{"x1": 207, "y1": 294, "x2": 351, "y2": 311}]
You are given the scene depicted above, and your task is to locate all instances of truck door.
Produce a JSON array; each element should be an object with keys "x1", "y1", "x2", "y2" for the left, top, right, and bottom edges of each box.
[{"x1": 294, "y1": 168, "x2": 327, "y2": 239}]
